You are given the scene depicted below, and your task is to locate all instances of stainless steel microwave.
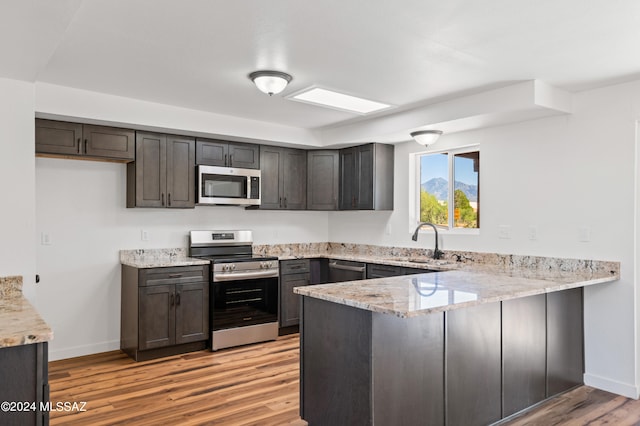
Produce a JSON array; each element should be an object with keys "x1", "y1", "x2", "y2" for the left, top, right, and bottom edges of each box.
[{"x1": 197, "y1": 165, "x2": 261, "y2": 206}]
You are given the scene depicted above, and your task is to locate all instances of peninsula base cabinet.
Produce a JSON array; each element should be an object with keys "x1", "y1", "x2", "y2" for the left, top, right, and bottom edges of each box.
[
  {"x1": 121, "y1": 265, "x2": 209, "y2": 361},
  {"x1": 300, "y1": 288, "x2": 584, "y2": 426},
  {"x1": 0, "y1": 343, "x2": 49, "y2": 426}
]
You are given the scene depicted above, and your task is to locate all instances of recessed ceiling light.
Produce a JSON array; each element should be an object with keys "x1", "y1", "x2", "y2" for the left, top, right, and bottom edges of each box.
[{"x1": 288, "y1": 87, "x2": 392, "y2": 114}]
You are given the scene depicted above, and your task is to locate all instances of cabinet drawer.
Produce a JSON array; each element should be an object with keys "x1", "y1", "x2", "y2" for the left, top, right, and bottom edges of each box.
[
  {"x1": 139, "y1": 265, "x2": 208, "y2": 286},
  {"x1": 280, "y1": 259, "x2": 310, "y2": 275},
  {"x1": 367, "y1": 263, "x2": 404, "y2": 278}
]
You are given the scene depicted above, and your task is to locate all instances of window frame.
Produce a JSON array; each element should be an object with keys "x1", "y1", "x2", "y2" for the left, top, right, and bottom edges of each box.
[{"x1": 411, "y1": 144, "x2": 480, "y2": 235}]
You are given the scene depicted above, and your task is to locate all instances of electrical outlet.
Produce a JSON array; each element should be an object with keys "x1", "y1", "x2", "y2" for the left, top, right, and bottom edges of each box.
[
  {"x1": 498, "y1": 225, "x2": 511, "y2": 239},
  {"x1": 141, "y1": 230, "x2": 149, "y2": 241},
  {"x1": 579, "y1": 227, "x2": 591, "y2": 242},
  {"x1": 528, "y1": 226, "x2": 538, "y2": 241},
  {"x1": 41, "y1": 232, "x2": 51, "y2": 245}
]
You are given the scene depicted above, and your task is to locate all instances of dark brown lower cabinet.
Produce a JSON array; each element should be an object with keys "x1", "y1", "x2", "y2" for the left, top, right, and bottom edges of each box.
[
  {"x1": 299, "y1": 288, "x2": 585, "y2": 426},
  {"x1": 446, "y1": 302, "x2": 502, "y2": 426},
  {"x1": 0, "y1": 342, "x2": 48, "y2": 426},
  {"x1": 279, "y1": 259, "x2": 311, "y2": 329},
  {"x1": 121, "y1": 265, "x2": 209, "y2": 361},
  {"x1": 503, "y1": 294, "x2": 547, "y2": 417}
]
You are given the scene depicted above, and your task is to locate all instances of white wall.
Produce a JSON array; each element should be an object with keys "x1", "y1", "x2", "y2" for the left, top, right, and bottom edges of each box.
[
  {"x1": 0, "y1": 78, "x2": 36, "y2": 301},
  {"x1": 329, "y1": 80, "x2": 640, "y2": 397}
]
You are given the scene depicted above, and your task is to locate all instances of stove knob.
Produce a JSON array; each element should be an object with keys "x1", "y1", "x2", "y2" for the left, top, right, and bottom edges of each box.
[{"x1": 231, "y1": 264, "x2": 236, "y2": 271}]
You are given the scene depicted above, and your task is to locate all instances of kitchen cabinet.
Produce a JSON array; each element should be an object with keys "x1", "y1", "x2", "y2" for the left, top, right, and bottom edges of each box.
[
  {"x1": 446, "y1": 302, "x2": 502, "y2": 426},
  {"x1": 35, "y1": 119, "x2": 134, "y2": 162},
  {"x1": 503, "y1": 294, "x2": 546, "y2": 416},
  {"x1": 279, "y1": 259, "x2": 311, "y2": 328},
  {"x1": 547, "y1": 287, "x2": 584, "y2": 395},
  {"x1": 121, "y1": 265, "x2": 209, "y2": 361},
  {"x1": 195, "y1": 138, "x2": 260, "y2": 169},
  {"x1": 0, "y1": 342, "x2": 49, "y2": 426},
  {"x1": 307, "y1": 150, "x2": 339, "y2": 210},
  {"x1": 260, "y1": 146, "x2": 307, "y2": 210},
  {"x1": 127, "y1": 132, "x2": 196, "y2": 208},
  {"x1": 339, "y1": 143, "x2": 394, "y2": 210},
  {"x1": 367, "y1": 263, "x2": 433, "y2": 278}
]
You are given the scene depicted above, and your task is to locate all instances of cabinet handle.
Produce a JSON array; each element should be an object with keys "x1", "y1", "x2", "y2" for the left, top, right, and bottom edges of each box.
[
  {"x1": 176, "y1": 293, "x2": 181, "y2": 305},
  {"x1": 352, "y1": 196, "x2": 356, "y2": 208},
  {"x1": 230, "y1": 154, "x2": 233, "y2": 167},
  {"x1": 161, "y1": 193, "x2": 165, "y2": 206},
  {"x1": 279, "y1": 197, "x2": 282, "y2": 208},
  {"x1": 224, "y1": 154, "x2": 228, "y2": 166},
  {"x1": 284, "y1": 197, "x2": 287, "y2": 208},
  {"x1": 84, "y1": 139, "x2": 88, "y2": 154},
  {"x1": 170, "y1": 293, "x2": 175, "y2": 306},
  {"x1": 168, "y1": 274, "x2": 182, "y2": 278},
  {"x1": 77, "y1": 138, "x2": 81, "y2": 154},
  {"x1": 168, "y1": 193, "x2": 171, "y2": 207}
]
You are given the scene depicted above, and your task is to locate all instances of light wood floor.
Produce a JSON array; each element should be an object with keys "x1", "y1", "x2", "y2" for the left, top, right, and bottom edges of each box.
[{"x1": 49, "y1": 333, "x2": 640, "y2": 425}]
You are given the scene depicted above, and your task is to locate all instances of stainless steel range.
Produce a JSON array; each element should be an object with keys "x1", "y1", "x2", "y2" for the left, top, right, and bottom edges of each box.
[{"x1": 189, "y1": 230, "x2": 279, "y2": 351}]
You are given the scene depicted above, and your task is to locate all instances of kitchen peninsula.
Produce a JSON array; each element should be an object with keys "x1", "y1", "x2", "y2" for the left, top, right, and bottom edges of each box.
[
  {"x1": 294, "y1": 262, "x2": 619, "y2": 426},
  {"x1": 0, "y1": 276, "x2": 53, "y2": 426}
]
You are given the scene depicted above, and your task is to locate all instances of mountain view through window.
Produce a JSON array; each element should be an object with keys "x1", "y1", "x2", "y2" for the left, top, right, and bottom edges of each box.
[{"x1": 419, "y1": 150, "x2": 479, "y2": 229}]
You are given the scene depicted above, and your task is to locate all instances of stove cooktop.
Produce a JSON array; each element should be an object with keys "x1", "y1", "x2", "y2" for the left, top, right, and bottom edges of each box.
[{"x1": 196, "y1": 255, "x2": 279, "y2": 264}]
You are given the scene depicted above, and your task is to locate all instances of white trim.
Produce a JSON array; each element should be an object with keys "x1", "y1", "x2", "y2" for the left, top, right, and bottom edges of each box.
[{"x1": 584, "y1": 373, "x2": 640, "y2": 399}]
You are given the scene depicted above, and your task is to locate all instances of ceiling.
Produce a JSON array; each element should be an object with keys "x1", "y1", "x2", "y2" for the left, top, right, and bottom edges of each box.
[{"x1": 3, "y1": 0, "x2": 640, "y2": 135}]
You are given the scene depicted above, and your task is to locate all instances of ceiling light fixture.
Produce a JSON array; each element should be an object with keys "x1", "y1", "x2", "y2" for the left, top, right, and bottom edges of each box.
[
  {"x1": 410, "y1": 130, "x2": 443, "y2": 146},
  {"x1": 249, "y1": 70, "x2": 292, "y2": 96},
  {"x1": 289, "y1": 87, "x2": 391, "y2": 114}
]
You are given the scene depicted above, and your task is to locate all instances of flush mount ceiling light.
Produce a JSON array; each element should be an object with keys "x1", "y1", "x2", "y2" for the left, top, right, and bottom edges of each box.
[
  {"x1": 288, "y1": 87, "x2": 392, "y2": 114},
  {"x1": 410, "y1": 130, "x2": 443, "y2": 146},
  {"x1": 249, "y1": 70, "x2": 292, "y2": 96}
]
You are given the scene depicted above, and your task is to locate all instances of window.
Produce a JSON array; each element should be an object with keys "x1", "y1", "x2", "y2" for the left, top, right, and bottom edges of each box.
[{"x1": 417, "y1": 148, "x2": 479, "y2": 229}]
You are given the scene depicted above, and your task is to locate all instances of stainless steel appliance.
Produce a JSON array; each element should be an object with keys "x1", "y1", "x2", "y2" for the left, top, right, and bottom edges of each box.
[
  {"x1": 189, "y1": 230, "x2": 279, "y2": 351},
  {"x1": 197, "y1": 165, "x2": 261, "y2": 206},
  {"x1": 328, "y1": 259, "x2": 366, "y2": 282}
]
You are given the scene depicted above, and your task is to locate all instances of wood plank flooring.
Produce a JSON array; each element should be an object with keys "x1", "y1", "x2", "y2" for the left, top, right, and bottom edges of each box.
[
  {"x1": 48, "y1": 334, "x2": 305, "y2": 426},
  {"x1": 49, "y1": 333, "x2": 640, "y2": 425}
]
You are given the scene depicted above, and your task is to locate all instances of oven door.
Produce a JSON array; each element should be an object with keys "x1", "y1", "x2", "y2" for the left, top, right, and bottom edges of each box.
[
  {"x1": 212, "y1": 276, "x2": 278, "y2": 331},
  {"x1": 197, "y1": 165, "x2": 260, "y2": 205}
]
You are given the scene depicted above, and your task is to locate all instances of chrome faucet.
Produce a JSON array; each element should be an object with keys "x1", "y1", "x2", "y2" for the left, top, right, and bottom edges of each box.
[{"x1": 412, "y1": 222, "x2": 444, "y2": 259}]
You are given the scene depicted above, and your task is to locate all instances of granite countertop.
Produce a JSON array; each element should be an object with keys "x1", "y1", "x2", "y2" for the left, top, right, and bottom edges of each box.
[
  {"x1": 120, "y1": 248, "x2": 210, "y2": 268},
  {"x1": 0, "y1": 276, "x2": 53, "y2": 348},
  {"x1": 294, "y1": 268, "x2": 619, "y2": 318}
]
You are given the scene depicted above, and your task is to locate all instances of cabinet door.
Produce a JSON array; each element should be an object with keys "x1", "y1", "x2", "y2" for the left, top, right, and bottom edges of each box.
[
  {"x1": 282, "y1": 148, "x2": 307, "y2": 210},
  {"x1": 446, "y1": 302, "x2": 502, "y2": 426},
  {"x1": 195, "y1": 139, "x2": 229, "y2": 167},
  {"x1": 260, "y1": 146, "x2": 283, "y2": 209},
  {"x1": 35, "y1": 119, "x2": 82, "y2": 156},
  {"x1": 229, "y1": 142, "x2": 260, "y2": 169},
  {"x1": 366, "y1": 263, "x2": 403, "y2": 279},
  {"x1": 355, "y1": 144, "x2": 374, "y2": 209},
  {"x1": 307, "y1": 150, "x2": 339, "y2": 210},
  {"x1": 547, "y1": 288, "x2": 584, "y2": 396},
  {"x1": 134, "y1": 132, "x2": 167, "y2": 207},
  {"x1": 280, "y1": 273, "x2": 310, "y2": 327},
  {"x1": 166, "y1": 135, "x2": 195, "y2": 208},
  {"x1": 175, "y1": 282, "x2": 209, "y2": 344},
  {"x1": 139, "y1": 284, "x2": 175, "y2": 350},
  {"x1": 339, "y1": 147, "x2": 356, "y2": 210},
  {"x1": 83, "y1": 124, "x2": 135, "y2": 161}
]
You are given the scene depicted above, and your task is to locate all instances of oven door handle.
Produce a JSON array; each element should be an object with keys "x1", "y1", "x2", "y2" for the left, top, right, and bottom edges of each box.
[{"x1": 213, "y1": 270, "x2": 279, "y2": 281}]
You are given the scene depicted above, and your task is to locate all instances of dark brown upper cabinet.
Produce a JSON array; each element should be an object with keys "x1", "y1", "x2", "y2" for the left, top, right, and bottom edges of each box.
[
  {"x1": 307, "y1": 150, "x2": 339, "y2": 211},
  {"x1": 260, "y1": 146, "x2": 307, "y2": 210},
  {"x1": 196, "y1": 138, "x2": 260, "y2": 169},
  {"x1": 339, "y1": 143, "x2": 394, "y2": 210},
  {"x1": 35, "y1": 119, "x2": 135, "y2": 162},
  {"x1": 127, "y1": 132, "x2": 196, "y2": 208}
]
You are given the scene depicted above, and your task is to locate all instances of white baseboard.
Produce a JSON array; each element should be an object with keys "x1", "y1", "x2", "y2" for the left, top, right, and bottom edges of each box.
[
  {"x1": 584, "y1": 373, "x2": 640, "y2": 399},
  {"x1": 48, "y1": 340, "x2": 120, "y2": 362}
]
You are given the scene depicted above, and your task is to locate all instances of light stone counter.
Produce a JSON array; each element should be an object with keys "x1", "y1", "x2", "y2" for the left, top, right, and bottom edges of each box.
[
  {"x1": 0, "y1": 276, "x2": 53, "y2": 348},
  {"x1": 294, "y1": 267, "x2": 619, "y2": 318},
  {"x1": 120, "y1": 248, "x2": 210, "y2": 268}
]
